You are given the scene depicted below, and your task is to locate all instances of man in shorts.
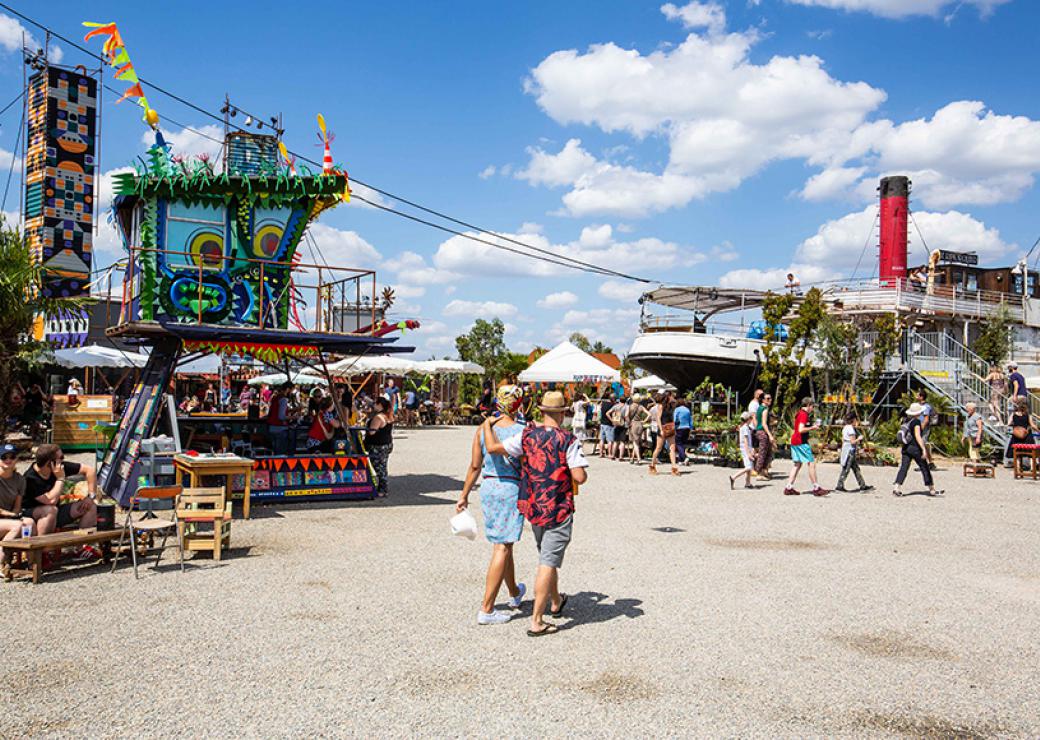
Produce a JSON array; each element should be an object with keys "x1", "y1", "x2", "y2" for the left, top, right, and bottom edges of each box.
[
  {"x1": 484, "y1": 391, "x2": 589, "y2": 636},
  {"x1": 22, "y1": 444, "x2": 98, "y2": 535}
]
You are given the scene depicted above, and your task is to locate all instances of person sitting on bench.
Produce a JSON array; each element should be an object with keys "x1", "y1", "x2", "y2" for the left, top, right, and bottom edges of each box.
[
  {"x1": 22, "y1": 444, "x2": 97, "y2": 536},
  {"x1": 1, "y1": 444, "x2": 35, "y2": 573}
]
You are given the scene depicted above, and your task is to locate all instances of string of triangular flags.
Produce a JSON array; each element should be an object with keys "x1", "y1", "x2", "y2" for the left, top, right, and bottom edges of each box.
[{"x1": 83, "y1": 21, "x2": 159, "y2": 129}]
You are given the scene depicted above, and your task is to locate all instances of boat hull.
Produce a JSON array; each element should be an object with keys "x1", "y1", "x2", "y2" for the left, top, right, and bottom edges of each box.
[{"x1": 628, "y1": 331, "x2": 763, "y2": 392}]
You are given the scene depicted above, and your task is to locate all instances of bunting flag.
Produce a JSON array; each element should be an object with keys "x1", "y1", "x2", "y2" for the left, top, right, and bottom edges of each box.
[
  {"x1": 182, "y1": 339, "x2": 319, "y2": 363},
  {"x1": 83, "y1": 21, "x2": 158, "y2": 127}
]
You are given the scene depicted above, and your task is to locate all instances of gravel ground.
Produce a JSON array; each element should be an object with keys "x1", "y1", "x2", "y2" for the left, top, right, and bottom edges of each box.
[{"x1": 2, "y1": 426, "x2": 1039, "y2": 738}]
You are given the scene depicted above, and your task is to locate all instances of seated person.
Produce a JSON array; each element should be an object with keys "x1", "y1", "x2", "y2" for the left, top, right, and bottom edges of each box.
[
  {"x1": 1, "y1": 444, "x2": 35, "y2": 572},
  {"x1": 22, "y1": 444, "x2": 97, "y2": 536}
]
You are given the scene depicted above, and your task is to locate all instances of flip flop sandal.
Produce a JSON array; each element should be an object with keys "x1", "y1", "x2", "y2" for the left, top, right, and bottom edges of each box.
[
  {"x1": 527, "y1": 624, "x2": 559, "y2": 637},
  {"x1": 550, "y1": 594, "x2": 569, "y2": 617}
]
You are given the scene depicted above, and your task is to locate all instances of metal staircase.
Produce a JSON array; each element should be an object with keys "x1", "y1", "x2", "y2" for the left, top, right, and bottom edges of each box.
[{"x1": 896, "y1": 331, "x2": 1040, "y2": 450}]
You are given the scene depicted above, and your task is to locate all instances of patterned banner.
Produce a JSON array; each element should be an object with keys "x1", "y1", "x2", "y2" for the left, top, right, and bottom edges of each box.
[
  {"x1": 83, "y1": 21, "x2": 158, "y2": 127},
  {"x1": 23, "y1": 67, "x2": 97, "y2": 299}
]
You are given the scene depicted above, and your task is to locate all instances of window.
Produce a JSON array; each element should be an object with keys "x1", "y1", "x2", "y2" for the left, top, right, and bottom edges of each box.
[
  {"x1": 966, "y1": 273, "x2": 977, "y2": 292},
  {"x1": 164, "y1": 201, "x2": 226, "y2": 270}
]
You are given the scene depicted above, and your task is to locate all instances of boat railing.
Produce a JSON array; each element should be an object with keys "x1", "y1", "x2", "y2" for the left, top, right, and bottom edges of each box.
[
  {"x1": 818, "y1": 278, "x2": 1023, "y2": 321},
  {"x1": 639, "y1": 315, "x2": 760, "y2": 338}
]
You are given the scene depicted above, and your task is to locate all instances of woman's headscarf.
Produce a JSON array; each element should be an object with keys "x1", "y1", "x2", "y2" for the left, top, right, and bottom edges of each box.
[{"x1": 496, "y1": 384, "x2": 524, "y2": 415}]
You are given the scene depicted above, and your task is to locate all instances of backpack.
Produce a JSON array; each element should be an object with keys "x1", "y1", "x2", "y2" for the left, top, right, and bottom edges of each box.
[{"x1": 897, "y1": 421, "x2": 912, "y2": 446}]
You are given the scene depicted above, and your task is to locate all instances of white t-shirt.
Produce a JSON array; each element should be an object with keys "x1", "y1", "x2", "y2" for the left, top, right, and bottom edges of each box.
[
  {"x1": 501, "y1": 428, "x2": 589, "y2": 469},
  {"x1": 840, "y1": 424, "x2": 858, "y2": 465},
  {"x1": 748, "y1": 399, "x2": 761, "y2": 416},
  {"x1": 739, "y1": 423, "x2": 753, "y2": 454}
]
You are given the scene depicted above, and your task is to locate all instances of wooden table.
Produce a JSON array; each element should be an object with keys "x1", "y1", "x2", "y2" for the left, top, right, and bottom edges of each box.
[
  {"x1": 2, "y1": 529, "x2": 122, "y2": 584},
  {"x1": 173, "y1": 454, "x2": 254, "y2": 519}
]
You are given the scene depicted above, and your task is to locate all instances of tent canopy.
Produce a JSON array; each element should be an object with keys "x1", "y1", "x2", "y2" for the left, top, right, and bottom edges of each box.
[
  {"x1": 323, "y1": 355, "x2": 421, "y2": 376},
  {"x1": 414, "y1": 359, "x2": 484, "y2": 375},
  {"x1": 631, "y1": 374, "x2": 675, "y2": 391},
  {"x1": 517, "y1": 341, "x2": 621, "y2": 383},
  {"x1": 248, "y1": 372, "x2": 328, "y2": 387},
  {"x1": 51, "y1": 344, "x2": 149, "y2": 369}
]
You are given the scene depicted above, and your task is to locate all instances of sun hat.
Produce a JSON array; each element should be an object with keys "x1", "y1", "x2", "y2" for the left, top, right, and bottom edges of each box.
[
  {"x1": 539, "y1": 391, "x2": 568, "y2": 412},
  {"x1": 740, "y1": 411, "x2": 752, "y2": 421},
  {"x1": 905, "y1": 403, "x2": 925, "y2": 416}
]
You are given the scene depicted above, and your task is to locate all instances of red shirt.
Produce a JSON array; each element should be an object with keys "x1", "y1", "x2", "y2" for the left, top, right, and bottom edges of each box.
[{"x1": 790, "y1": 409, "x2": 810, "y2": 446}]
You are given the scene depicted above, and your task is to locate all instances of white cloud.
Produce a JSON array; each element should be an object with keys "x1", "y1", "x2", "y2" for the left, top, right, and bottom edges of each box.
[
  {"x1": 0, "y1": 14, "x2": 62, "y2": 63},
  {"x1": 346, "y1": 181, "x2": 392, "y2": 210},
  {"x1": 718, "y1": 205, "x2": 1016, "y2": 288},
  {"x1": 809, "y1": 102, "x2": 1040, "y2": 209},
  {"x1": 478, "y1": 165, "x2": 497, "y2": 179},
  {"x1": 598, "y1": 280, "x2": 647, "y2": 303},
  {"x1": 387, "y1": 283, "x2": 425, "y2": 299},
  {"x1": 537, "y1": 291, "x2": 579, "y2": 309},
  {"x1": 304, "y1": 223, "x2": 381, "y2": 269},
  {"x1": 784, "y1": 0, "x2": 1010, "y2": 20},
  {"x1": 443, "y1": 299, "x2": 519, "y2": 319},
  {"x1": 144, "y1": 124, "x2": 223, "y2": 162},
  {"x1": 522, "y1": 14, "x2": 885, "y2": 217},
  {"x1": 520, "y1": 5, "x2": 1038, "y2": 216},
  {"x1": 391, "y1": 251, "x2": 459, "y2": 285},
  {"x1": 661, "y1": 2, "x2": 726, "y2": 34},
  {"x1": 430, "y1": 226, "x2": 701, "y2": 278}
]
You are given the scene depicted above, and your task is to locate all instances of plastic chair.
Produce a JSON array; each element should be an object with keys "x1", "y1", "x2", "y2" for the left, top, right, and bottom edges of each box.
[{"x1": 111, "y1": 485, "x2": 184, "y2": 579}]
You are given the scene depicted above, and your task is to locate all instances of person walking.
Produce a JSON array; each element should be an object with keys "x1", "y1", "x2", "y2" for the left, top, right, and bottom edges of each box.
[
  {"x1": 627, "y1": 398, "x2": 651, "y2": 464},
  {"x1": 456, "y1": 386, "x2": 527, "y2": 625},
  {"x1": 783, "y1": 397, "x2": 828, "y2": 496},
  {"x1": 649, "y1": 392, "x2": 679, "y2": 476},
  {"x1": 753, "y1": 393, "x2": 775, "y2": 480},
  {"x1": 963, "y1": 402, "x2": 984, "y2": 463},
  {"x1": 365, "y1": 397, "x2": 395, "y2": 497},
  {"x1": 673, "y1": 400, "x2": 692, "y2": 464},
  {"x1": 729, "y1": 412, "x2": 756, "y2": 490},
  {"x1": 597, "y1": 396, "x2": 615, "y2": 458},
  {"x1": 747, "y1": 389, "x2": 763, "y2": 417},
  {"x1": 482, "y1": 391, "x2": 589, "y2": 637},
  {"x1": 1007, "y1": 362, "x2": 1027, "y2": 406},
  {"x1": 608, "y1": 399, "x2": 628, "y2": 461},
  {"x1": 571, "y1": 394, "x2": 589, "y2": 446},
  {"x1": 835, "y1": 412, "x2": 872, "y2": 492},
  {"x1": 985, "y1": 365, "x2": 1006, "y2": 421},
  {"x1": 893, "y1": 403, "x2": 943, "y2": 496}
]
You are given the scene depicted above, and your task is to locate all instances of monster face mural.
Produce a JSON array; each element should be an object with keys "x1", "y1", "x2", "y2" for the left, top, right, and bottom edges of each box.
[
  {"x1": 23, "y1": 67, "x2": 98, "y2": 300},
  {"x1": 112, "y1": 138, "x2": 346, "y2": 331}
]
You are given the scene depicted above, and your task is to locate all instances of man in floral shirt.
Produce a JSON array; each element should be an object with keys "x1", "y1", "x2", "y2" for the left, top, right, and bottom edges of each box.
[{"x1": 483, "y1": 391, "x2": 589, "y2": 636}]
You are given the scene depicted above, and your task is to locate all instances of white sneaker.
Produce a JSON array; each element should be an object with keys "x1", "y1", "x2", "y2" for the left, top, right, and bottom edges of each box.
[
  {"x1": 507, "y1": 583, "x2": 526, "y2": 609},
  {"x1": 477, "y1": 610, "x2": 511, "y2": 625}
]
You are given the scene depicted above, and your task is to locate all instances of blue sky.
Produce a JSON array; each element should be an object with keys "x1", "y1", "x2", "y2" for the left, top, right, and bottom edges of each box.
[{"x1": 3, "y1": 0, "x2": 1039, "y2": 357}]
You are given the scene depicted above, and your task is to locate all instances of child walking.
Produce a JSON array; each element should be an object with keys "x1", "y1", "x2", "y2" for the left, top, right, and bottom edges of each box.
[
  {"x1": 729, "y1": 412, "x2": 756, "y2": 489},
  {"x1": 784, "y1": 397, "x2": 829, "y2": 496},
  {"x1": 835, "y1": 412, "x2": 873, "y2": 492}
]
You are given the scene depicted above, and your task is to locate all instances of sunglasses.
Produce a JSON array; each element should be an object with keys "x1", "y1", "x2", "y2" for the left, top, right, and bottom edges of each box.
[{"x1": 1, "y1": 455, "x2": 16, "y2": 462}]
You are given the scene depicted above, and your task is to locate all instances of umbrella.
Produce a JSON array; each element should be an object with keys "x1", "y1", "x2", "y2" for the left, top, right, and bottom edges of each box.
[
  {"x1": 413, "y1": 360, "x2": 485, "y2": 375},
  {"x1": 51, "y1": 344, "x2": 149, "y2": 369},
  {"x1": 248, "y1": 372, "x2": 329, "y2": 387},
  {"x1": 631, "y1": 374, "x2": 676, "y2": 391}
]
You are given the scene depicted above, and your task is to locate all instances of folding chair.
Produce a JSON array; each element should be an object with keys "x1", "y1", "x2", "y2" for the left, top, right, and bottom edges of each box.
[
  {"x1": 111, "y1": 485, "x2": 185, "y2": 579},
  {"x1": 177, "y1": 487, "x2": 232, "y2": 561}
]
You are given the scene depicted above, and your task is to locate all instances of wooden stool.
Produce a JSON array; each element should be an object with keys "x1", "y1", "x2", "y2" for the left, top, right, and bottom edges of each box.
[
  {"x1": 962, "y1": 462, "x2": 994, "y2": 478},
  {"x1": 1011, "y1": 444, "x2": 1040, "y2": 480}
]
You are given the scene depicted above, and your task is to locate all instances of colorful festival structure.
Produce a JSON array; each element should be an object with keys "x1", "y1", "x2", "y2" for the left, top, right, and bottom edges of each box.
[{"x1": 26, "y1": 22, "x2": 420, "y2": 509}]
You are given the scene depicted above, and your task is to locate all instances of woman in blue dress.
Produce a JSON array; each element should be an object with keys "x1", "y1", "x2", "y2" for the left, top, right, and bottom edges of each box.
[{"x1": 456, "y1": 385, "x2": 527, "y2": 625}]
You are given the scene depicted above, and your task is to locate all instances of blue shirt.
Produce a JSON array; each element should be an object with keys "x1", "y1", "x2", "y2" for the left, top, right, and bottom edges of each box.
[
  {"x1": 673, "y1": 405, "x2": 692, "y2": 429},
  {"x1": 1009, "y1": 372, "x2": 1027, "y2": 397}
]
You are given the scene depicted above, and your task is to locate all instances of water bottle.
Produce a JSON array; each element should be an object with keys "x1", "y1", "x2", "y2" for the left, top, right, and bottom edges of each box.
[{"x1": 21, "y1": 521, "x2": 32, "y2": 539}]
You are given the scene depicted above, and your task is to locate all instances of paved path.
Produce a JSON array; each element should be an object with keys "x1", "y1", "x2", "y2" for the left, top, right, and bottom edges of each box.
[{"x1": 2, "y1": 427, "x2": 1038, "y2": 737}]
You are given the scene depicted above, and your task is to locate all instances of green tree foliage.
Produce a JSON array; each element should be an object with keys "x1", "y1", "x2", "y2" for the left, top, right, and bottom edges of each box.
[
  {"x1": 972, "y1": 304, "x2": 1014, "y2": 366},
  {"x1": 568, "y1": 332, "x2": 592, "y2": 352},
  {"x1": 0, "y1": 220, "x2": 89, "y2": 437},
  {"x1": 813, "y1": 313, "x2": 861, "y2": 397},
  {"x1": 499, "y1": 352, "x2": 530, "y2": 382},
  {"x1": 759, "y1": 288, "x2": 825, "y2": 418},
  {"x1": 866, "y1": 313, "x2": 901, "y2": 387},
  {"x1": 455, "y1": 318, "x2": 509, "y2": 402}
]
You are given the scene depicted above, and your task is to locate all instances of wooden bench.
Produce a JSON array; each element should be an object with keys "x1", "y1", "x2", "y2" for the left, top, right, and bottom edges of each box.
[
  {"x1": 963, "y1": 462, "x2": 995, "y2": 478},
  {"x1": 2, "y1": 529, "x2": 122, "y2": 584}
]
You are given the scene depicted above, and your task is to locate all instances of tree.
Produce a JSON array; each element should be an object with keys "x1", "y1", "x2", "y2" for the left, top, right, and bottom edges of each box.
[
  {"x1": 0, "y1": 219, "x2": 89, "y2": 437},
  {"x1": 455, "y1": 318, "x2": 508, "y2": 402},
  {"x1": 499, "y1": 352, "x2": 530, "y2": 382},
  {"x1": 973, "y1": 305, "x2": 1014, "y2": 366},
  {"x1": 590, "y1": 340, "x2": 613, "y2": 354},
  {"x1": 568, "y1": 332, "x2": 592, "y2": 352},
  {"x1": 759, "y1": 288, "x2": 826, "y2": 417}
]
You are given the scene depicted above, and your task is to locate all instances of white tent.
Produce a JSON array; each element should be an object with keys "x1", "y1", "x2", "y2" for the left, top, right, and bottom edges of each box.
[
  {"x1": 414, "y1": 359, "x2": 485, "y2": 375},
  {"x1": 51, "y1": 344, "x2": 149, "y2": 369},
  {"x1": 631, "y1": 374, "x2": 676, "y2": 391},
  {"x1": 517, "y1": 341, "x2": 620, "y2": 383},
  {"x1": 248, "y1": 372, "x2": 328, "y2": 387},
  {"x1": 323, "y1": 355, "x2": 421, "y2": 376}
]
